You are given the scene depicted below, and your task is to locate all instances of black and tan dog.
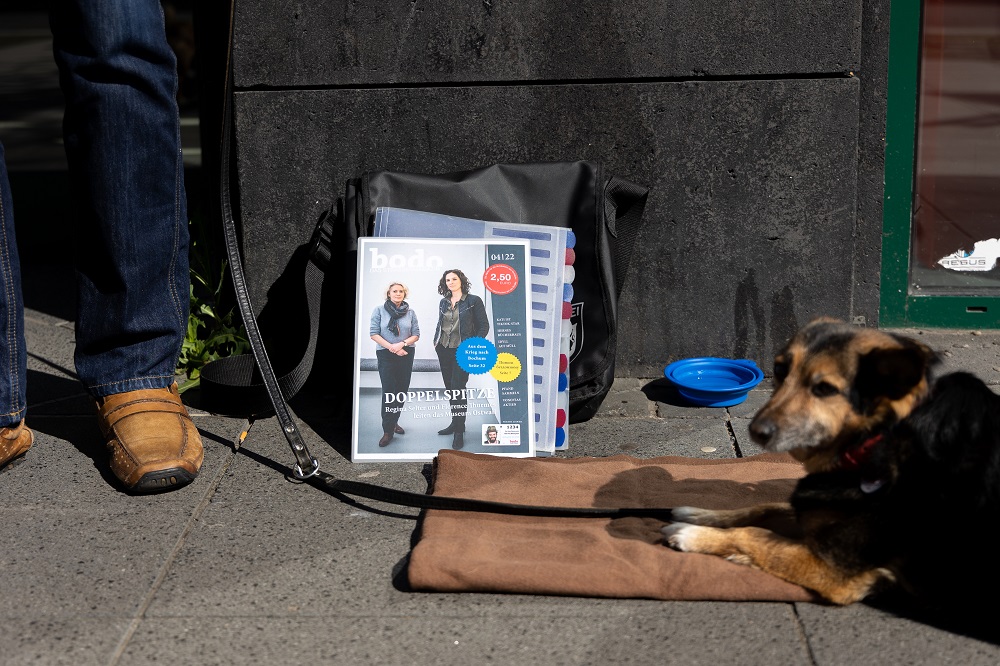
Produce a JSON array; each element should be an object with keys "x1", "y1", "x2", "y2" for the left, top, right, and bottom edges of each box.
[{"x1": 662, "y1": 318, "x2": 1000, "y2": 610}]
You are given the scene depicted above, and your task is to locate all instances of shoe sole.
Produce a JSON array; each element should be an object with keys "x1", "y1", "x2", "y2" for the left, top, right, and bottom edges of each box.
[
  {"x1": 130, "y1": 467, "x2": 197, "y2": 494},
  {"x1": 0, "y1": 451, "x2": 29, "y2": 471}
]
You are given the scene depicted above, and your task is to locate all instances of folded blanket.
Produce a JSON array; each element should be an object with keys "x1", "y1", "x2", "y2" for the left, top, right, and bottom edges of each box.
[{"x1": 408, "y1": 450, "x2": 816, "y2": 602}]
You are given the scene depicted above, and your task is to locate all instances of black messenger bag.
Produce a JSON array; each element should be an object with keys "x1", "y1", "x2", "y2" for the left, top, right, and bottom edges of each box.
[{"x1": 337, "y1": 161, "x2": 649, "y2": 422}]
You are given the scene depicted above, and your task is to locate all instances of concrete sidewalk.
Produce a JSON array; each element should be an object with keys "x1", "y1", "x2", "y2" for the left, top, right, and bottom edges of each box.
[{"x1": 2, "y1": 292, "x2": 999, "y2": 664}]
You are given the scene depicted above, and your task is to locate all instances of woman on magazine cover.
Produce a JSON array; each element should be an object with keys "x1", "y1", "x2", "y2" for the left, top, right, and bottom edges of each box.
[
  {"x1": 370, "y1": 282, "x2": 420, "y2": 448},
  {"x1": 433, "y1": 269, "x2": 490, "y2": 450}
]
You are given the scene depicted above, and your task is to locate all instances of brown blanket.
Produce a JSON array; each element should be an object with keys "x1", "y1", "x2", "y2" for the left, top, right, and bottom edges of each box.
[{"x1": 408, "y1": 450, "x2": 817, "y2": 602}]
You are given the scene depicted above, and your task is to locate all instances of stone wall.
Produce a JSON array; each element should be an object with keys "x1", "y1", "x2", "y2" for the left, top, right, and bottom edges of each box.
[{"x1": 232, "y1": 0, "x2": 888, "y2": 377}]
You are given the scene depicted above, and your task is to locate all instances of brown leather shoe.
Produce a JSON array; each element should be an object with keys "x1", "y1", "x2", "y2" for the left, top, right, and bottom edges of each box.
[
  {"x1": 97, "y1": 383, "x2": 203, "y2": 493},
  {"x1": 0, "y1": 420, "x2": 33, "y2": 469}
]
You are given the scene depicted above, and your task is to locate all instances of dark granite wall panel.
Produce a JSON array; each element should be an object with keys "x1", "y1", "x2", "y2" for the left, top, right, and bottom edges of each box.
[
  {"x1": 853, "y1": 0, "x2": 891, "y2": 328},
  {"x1": 235, "y1": 77, "x2": 858, "y2": 374},
  {"x1": 233, "y1": 0, "x2": 861, "y2": 87}
]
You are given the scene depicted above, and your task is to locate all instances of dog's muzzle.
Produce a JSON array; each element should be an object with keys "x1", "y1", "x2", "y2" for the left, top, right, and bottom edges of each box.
[{"x1": 749, "y1": 417, "x2": 776, "y2": 446}]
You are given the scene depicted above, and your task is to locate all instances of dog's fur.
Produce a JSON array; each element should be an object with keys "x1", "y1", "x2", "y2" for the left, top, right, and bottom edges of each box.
[{"x1": 662, "y1": 318, "x2": 1000, "y2": 609}]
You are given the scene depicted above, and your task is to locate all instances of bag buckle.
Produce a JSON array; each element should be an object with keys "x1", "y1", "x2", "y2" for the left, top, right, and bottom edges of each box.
[{"x1": 308, "y1": 209, "x2": 334, "y2": 271}]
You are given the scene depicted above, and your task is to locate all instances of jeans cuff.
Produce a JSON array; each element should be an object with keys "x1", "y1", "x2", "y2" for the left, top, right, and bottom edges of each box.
[
  {"x1": 0, "y1": 408, "x2": 25, "y2": 430},
  {"x1": 87, "y1": 374, "x2": 178, "y2": 398}
]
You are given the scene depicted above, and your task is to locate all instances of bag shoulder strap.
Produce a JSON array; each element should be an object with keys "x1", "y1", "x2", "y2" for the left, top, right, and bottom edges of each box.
[
  {"x1": 198, "y1": 216, "x2": 328, "y2": 417},
  {"x1": 604, "y1": 175, "x2": 649, "y2": 298}
]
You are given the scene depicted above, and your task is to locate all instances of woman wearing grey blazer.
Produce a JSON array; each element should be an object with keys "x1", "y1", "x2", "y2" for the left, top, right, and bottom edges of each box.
[{"x1": 370, "y1": 282, "x2": 420, "y2": 447}]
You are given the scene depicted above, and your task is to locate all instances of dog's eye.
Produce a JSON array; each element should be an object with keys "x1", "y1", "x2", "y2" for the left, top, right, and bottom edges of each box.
[
  {"x1": 773, "y1": 361, "x2": 789, "y2": 382},
  {"x1": 811, "y1": 381, "x2": 840, "y2": 398}
]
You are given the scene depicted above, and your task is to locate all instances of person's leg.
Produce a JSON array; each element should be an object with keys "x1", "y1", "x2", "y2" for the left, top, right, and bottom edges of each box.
[
  {"x1": 435, "y1": 344, "x2": 456, "y2": 392},
  {"x1": 0, "y1": 142, "x2": 26, "y2": 427},
  {"x1": 49, "y1": 0, "x2": 201, "y2": 492},
  {"x1": 394, "y1": 351, "x2": 414, "y2": 433},
  {"x1": 0, "y1": 141, "x2": 32, "y2": 469},
  {"x1": 435, "y1": 345, "x2": 467, "y2": 448},
  {"x1": 376, "y1": 350, "x2": 415, "y2": 447},
  {"x1": 50, "y1": 0, "x2": 189, "y2": 396},
  {"x1": 449, "y1": 365, "x2": 469, "y2": 433},
  {"x1": 376, "y1": 349, "x2": 397, "y2": 435}
]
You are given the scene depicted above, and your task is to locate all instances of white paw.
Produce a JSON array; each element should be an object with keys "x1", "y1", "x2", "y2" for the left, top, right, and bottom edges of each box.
[{"x1": 661, "y1": 522, "x2": 700, "y2": 551}]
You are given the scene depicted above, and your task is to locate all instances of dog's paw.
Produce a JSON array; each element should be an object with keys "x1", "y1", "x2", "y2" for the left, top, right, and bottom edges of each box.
[
  {"x1": 663, "y1": 524, "x2": 751, "y2": 565},
  {"x1": 661, "y1": 522, "x2": 702, "y2": 551}
]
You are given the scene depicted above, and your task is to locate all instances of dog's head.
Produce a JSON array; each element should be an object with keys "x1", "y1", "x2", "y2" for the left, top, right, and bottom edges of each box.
[{"x1": 749, "y1": 318, "x2": 938, "y2": 472}]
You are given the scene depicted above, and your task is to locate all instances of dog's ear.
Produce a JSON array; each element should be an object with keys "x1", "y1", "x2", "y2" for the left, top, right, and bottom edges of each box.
[{"x1": 855, "y1": 340, "x2": 936, "y2": 403}]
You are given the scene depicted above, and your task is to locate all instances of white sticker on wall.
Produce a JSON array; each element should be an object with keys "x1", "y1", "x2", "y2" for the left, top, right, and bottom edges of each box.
[{"x1": 937, "y1": 238, "x2": 1000, "y2": 272}]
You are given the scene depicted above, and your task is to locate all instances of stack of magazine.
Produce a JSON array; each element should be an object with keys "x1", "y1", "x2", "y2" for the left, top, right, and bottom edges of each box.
[{"x1": 351, "y1": 208, "x2": 574, "y2": 462}]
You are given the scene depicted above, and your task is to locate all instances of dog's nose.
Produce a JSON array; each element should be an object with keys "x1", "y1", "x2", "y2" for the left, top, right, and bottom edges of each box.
[{"x1": 749, "y1": 418, "x2": 776, "y2": 445}]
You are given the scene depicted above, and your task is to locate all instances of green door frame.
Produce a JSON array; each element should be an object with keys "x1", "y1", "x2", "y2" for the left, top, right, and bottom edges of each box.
[{"x1": 881, "y1": 0, "x2": 1000, "y2": 328}]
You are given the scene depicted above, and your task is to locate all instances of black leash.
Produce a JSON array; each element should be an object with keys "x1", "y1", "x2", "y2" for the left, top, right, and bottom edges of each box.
[
  {"x1": 307, "y1": 473, "x2": 673, "y2": 519},
  {"x1": 211, "y1": 2, "x2": 675, "y2": 521}
]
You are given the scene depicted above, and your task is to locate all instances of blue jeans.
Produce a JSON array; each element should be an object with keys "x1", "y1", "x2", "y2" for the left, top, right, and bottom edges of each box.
[
  {"x1": 0, "y1": 0, "x2": 189, "y2": 426},
  {"x1": 0, "y1": 142, "x2": 27, "y2": 428}
]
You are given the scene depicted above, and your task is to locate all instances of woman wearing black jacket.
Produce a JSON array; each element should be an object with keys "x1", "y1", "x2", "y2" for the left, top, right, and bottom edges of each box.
[{"x1": 433, "y1": 269, "x2": 489, "y2": 449}]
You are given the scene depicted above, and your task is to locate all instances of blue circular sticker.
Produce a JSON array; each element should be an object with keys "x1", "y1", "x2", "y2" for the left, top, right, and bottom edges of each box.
[{"x1": 457, "y1": 337, "x2": 498, "y2": 374}]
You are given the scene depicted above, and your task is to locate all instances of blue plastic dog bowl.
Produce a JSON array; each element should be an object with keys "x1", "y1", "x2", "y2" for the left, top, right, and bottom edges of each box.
[{"x1": 663, "y1": 357, "x2": 764, "y2": 407}]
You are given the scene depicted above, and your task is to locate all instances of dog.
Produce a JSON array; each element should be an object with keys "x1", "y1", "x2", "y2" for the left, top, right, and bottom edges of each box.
[{"x1": 662, "y1": 318, "x2": 1000, "y2": 610}]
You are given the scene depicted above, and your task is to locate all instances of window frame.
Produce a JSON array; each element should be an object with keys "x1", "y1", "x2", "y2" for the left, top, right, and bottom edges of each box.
[{"x1": 880, "y1": 0, "x2": 1000, "y2": 327}]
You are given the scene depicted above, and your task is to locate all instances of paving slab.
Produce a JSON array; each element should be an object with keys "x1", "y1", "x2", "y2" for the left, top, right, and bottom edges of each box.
[
  {"x1": 569, "y1": 416, "x2": 736, "y2": 458},
  {"x1": 886, "y1": 328, "x2": 1000, "y2": 386},
  {"x1": 795, "y1": 602, "x2": 1000, "y2": 665},
  {"x1": 0, "y1": 415, "x2": 241, "y2": 621},
  {"x1": 121, "y1": 605, "x2": 813, "y2": 666},
  {"x1": 0, "y1": 617, "x2": 133, "y2": 666}
]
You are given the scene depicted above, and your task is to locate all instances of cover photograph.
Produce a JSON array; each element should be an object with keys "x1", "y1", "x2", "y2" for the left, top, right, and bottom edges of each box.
[
  {"x1": 373, "y1": 207, "x2": 572, "y2": 454},
  {"x1": 352, "y1": 238, "x2": 535, "y2": 462}
]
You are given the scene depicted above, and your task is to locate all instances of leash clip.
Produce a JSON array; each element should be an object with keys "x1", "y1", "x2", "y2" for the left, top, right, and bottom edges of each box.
[{"x1": 292, "y1": 457, "x2": 321, "y2": 481}]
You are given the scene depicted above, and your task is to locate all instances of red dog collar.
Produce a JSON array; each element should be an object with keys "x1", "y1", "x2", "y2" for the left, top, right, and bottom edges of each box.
[{"x1": 840, "y1": 433, "x2": 884, "y2": 471}]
